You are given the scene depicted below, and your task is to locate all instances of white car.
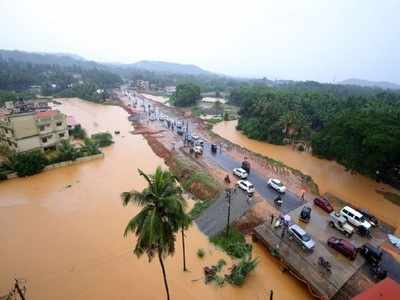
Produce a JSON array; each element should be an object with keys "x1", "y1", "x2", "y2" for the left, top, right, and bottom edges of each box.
[
  {"x1": 192, "y1": 135, "x2": 199, "y2": 141},
  {"x1": 340, "y1": 206, "x2": 371, "y2": 231},
  {"x1": 237, "y1": 180, "x2": 255, "y2": 194},
  {"x1": 267, "y1": 178, "x2": 286, "y2": 193},
  {"x1": 288, "y1": 224, "x2": 315, "y2": 251},
  {"x1": 233, "y1": 168, "x2": 248, "y2": 179}
]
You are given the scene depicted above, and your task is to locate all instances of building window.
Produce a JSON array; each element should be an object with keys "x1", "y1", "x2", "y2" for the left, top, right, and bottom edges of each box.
[
  {"x1": 59, "y1": 133, "x2": 65, "y2": 138},
  {"x1": 56, "y1": 122, "x2": 62, "y2": 126},
  {"x1": 42, "y1": 137, "x2": 47, "y2": 143}
]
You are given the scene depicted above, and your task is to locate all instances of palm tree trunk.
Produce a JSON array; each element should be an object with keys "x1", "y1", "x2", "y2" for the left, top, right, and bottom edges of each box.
[
  {"x1": 181, "y1": 226, "x2": 187, "y2": 271},
  {"x1": 158, "y1": 249, "x2": 170, "y2": 300}
]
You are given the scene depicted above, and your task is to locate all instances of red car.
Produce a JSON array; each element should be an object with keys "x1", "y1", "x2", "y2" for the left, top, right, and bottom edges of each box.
[
  {"x1": 314, "y1": 197, "x2": 334, "y2": 213},
  {"x1": 327, "y1": 237, "x2": 358, "y2": 260}
]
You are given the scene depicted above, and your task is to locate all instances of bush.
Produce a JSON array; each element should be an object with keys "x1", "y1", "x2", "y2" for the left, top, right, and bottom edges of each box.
[
  {"x1": 7, "y1": 150, "x2": 48, "y2": 177},
  {"x1": 55, "y1": 140, "x2": 80, "y2": 162},
  {"x1": 197, "y1": 248, "x2": 205, "y2": 258},
  {"x1": 225, "y1": 257, "x2": 258, "y2": 286},
  {"x1": 91, "y1": 132, "x2": 113, "y2": 147},
  {"x1": 79, "y1": 138, "x2": 101, "y2": 156},
  {"x1": 69, "y1": 125, "x2": 87, "y2": 139},
  {"x1": 210, "y1": 228, "x2": 252, "y2": 259}
]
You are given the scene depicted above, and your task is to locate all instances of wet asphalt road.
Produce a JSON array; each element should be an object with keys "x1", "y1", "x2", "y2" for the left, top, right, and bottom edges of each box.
[
  {"x1": 202, "y1": 143, "x2": 304, "y2": 214},
  {"x1": 138, "y1": 98, "x2": 303, "y2": 214}
]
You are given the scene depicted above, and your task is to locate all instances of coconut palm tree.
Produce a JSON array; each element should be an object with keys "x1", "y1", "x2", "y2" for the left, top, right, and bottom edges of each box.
[{"x1": 121, "y1": 167, "x2": 185, "y2": 300}]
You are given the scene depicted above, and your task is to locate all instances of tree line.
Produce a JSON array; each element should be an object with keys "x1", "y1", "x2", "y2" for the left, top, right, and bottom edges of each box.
[
  {"x1": 0, "y1": 58, "x2": 122, "y2": 102},
  {"x1": 231, "y1": 85, "x2": 400, "y2": 187}
]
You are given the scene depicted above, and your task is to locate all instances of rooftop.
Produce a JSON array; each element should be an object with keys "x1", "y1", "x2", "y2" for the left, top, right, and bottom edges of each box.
[
  {"x1": 36, "y1": 110, "x2": 59, "y2": 118},
  {"x1": 352, "y1": 278, "x2": 400, "y2": 300}
]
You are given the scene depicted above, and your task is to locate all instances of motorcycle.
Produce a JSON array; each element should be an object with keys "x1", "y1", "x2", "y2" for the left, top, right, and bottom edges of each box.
[
  {"x1": 274, "y1": 195, "x2": 283, "y2": 207},
  {"x1": 370, "y1": 263, "x2": 387, "y2": 280},
  {"x1": 318, "y1": 256, "x2": 332, "y2": 273}
]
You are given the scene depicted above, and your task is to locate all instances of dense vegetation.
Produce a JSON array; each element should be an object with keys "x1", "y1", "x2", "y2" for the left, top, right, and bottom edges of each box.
[
  {"x1": 170, "y1": 83, "x2": 201, "y2": 107},
  {"x1": 91, "y1": 132, "x2": 114, "y2": 147},
  {"x1": 0, "y1": 58, "x2": 122, "y2": 102},
  {"x1": 5, "y1": 150, "x2": 48, "y2": 176},
  {"x1": 1, "y1": 138, "x2": 102, "y2": 178},
  {"x1": 232, "y1": 85, "x2": 400, "y2": 187},
  {"x1": 210, "y1": 228, "x2": 252, "y2": 259}
]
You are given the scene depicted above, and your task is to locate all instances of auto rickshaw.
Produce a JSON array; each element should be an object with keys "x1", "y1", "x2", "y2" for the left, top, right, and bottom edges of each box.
[
  {"x1": 211, "y1": 144, "x2": 218, "y2": 153},
  {"x1": 299, "y1": 206, "x2": 312, "y2": 223}
]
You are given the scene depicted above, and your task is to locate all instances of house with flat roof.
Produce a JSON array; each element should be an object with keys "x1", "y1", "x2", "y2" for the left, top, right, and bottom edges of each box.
[{"x1": 0, "y1": 110, "x2": 69, "y2": 152}]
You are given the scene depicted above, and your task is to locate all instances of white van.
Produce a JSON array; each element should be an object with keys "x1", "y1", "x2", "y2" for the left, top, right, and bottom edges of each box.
[{"x1": 340, "y1": 206, "x2": 371, "y2": 231}]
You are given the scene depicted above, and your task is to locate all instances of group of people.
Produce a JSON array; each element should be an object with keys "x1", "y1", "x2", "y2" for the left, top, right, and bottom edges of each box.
[{"x1": 224, "y1": 174, "x2": 253, "y2": 204}]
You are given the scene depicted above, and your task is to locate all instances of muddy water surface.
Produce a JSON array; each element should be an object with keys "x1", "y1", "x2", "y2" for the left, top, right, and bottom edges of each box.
[
  {"x1": 0, "y1": 99, "x2": 310, "y2": 300},
  {"x1": 213, "y1": 120, "x2": 400, "y2": 228}
]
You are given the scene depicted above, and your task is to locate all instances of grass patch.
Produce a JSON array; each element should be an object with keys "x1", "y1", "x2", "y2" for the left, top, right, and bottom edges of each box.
[
  {"x1": 167, "y1": 155, "x2": 221, "y2": 200},
  {"x1": 190, "y1": 200, "x2": 211, "y2": 219},
  {"x1": 376, "y1": 190, "x2": 400, "y2": 206},
  {"x1": 210, "y1": 227, "x2": 252, "y2": 259},
  {"x1": 183, "y1": 171, "x2": 220, "y2": 193}
]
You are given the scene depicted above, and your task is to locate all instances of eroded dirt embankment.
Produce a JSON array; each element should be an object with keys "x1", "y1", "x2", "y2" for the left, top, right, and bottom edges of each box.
[{"x1": 132, "y1": 121, "x2": 221, "y2": 201}]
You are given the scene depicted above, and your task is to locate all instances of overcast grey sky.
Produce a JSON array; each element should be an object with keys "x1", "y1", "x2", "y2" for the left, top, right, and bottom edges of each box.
[{"x1": 0, "y1": 0, "x2": 399, "y2": 83}]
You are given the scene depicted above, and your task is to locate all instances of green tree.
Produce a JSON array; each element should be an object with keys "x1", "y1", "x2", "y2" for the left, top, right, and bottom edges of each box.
[
  {"x1": 171, "y1": 83, "x2": 201, "y2": 107},
  {"x1": 79, "y1": 138, "x2": 100, "y2": 156},
  {"x1": 213, "y1": 100, "x2": 223, "y2": 115},
  {"x1": 121, "y1": 167, "x2": 186, "y2": 300},
  {"x1": 56, "y1": 140, "x2": 79, "y2": 162},
  {"x1": 6, "y1": 150, "x2": 48, "y2": 177},
  {"x1": 91, "y1": 132, "x2": 113, "y2": 147}
]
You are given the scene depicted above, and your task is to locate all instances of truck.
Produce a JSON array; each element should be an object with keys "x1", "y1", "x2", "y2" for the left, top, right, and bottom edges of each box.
[{"x1": 329, "y1": 211, "x2": 354, "y2": 238}]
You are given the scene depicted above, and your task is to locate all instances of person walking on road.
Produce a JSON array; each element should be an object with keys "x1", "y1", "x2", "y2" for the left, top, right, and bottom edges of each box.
[
  {"x1": 246, "y1": 193, "x2": 253, "y2": 205},
  {"x1": 300, "y1": 189, "x2": 306, "y2": 201}
]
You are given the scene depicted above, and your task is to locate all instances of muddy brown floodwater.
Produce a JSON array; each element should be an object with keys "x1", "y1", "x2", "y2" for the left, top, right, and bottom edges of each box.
[
  {"x1": 213, "y1": 120, "x2": 400, "y2": 229},
  {"x1": 0, "y1": 99, "x2": 310, "y2": 300}
]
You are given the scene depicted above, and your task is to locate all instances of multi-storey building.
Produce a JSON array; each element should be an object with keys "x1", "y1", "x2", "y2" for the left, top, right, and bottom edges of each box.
[{"x1": 0, "y1": 110, "x2": 69, "y2": 153}]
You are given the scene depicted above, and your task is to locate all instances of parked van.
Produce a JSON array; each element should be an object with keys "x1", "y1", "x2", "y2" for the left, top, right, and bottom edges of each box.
[
  {"x1": 340, "y1": 206, "x2": 371, "y2": 231},
  {"x1": 288, "y1": 224, "x2": 315, "y2": 251}
]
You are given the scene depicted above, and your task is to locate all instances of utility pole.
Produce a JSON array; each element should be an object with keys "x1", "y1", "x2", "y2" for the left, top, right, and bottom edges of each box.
[{"x1": 225, "y1": 187, "x2": 232, "y2": 237}]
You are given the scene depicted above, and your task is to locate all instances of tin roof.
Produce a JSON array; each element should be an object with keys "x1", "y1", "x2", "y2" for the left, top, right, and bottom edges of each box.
[
  {"x1": 352, "y1": 278, "x2": 400, "y2": 300},
  {"x1": 36, "y1": 110, "x2": 59, "y2": 118}
]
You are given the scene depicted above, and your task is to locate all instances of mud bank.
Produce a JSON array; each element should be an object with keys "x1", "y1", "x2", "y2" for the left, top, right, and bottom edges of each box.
[{"x1": 132, "y1": 120, "x2": 221, "y2": 200}]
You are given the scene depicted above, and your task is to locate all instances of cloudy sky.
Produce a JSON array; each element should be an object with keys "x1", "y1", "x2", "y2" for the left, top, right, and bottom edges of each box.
[{"x1": 0, "y1": 0, "x2": 399, "y2": 83}]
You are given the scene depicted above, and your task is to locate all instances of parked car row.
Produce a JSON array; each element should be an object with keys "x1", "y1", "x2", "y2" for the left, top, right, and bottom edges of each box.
[{"x1": 313, "y1": 196, "x2": 377, "y2": 236}]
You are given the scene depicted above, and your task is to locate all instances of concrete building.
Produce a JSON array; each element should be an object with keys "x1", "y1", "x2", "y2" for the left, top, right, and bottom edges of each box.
[
  {"x1": 4, "y1": 99, "x2": 50, "y2": 114},
  {"x1": 135, "y1": 80, "x2": 150, "y2": 91},
  {"x1": 0, "y1": 110, "x2": 69, "y2": 153},
  {"x1": 165, "y1": 86, "x2": 176, "y2": 94}
]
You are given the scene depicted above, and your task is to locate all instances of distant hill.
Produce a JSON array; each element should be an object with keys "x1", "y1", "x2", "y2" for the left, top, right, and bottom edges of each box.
[
  {"x1": 128, "y1": 60, "x2": 214, "y2": 76},
  {"x1": 0, "y1": 49, "x2": 100, "y2": 69},
  {"x1": 339, "y1": 78, "x2": 400, "y2": 90}
]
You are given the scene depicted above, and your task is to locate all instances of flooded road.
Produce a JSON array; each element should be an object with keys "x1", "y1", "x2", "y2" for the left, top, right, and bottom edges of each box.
[
  {"x1": 0, "y1": 99, "x2": 310, "y2": 300},
  {"x1": 213, "y1": 120, "x2": 400, "y2": 229}
]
